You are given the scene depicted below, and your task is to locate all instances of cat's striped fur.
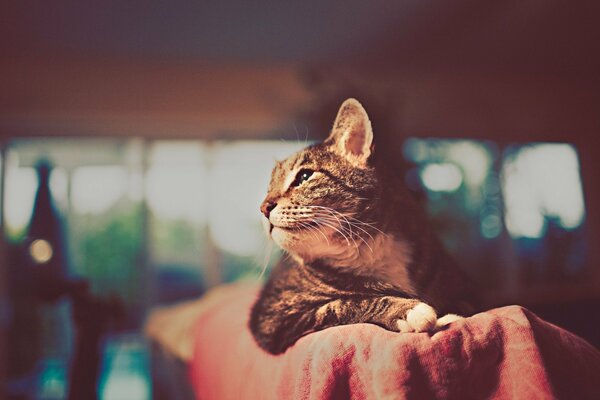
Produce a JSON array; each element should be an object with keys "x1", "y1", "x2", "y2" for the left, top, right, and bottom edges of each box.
[{"x1": 250, "y1": 98, "x2": 477, "y2": 354}]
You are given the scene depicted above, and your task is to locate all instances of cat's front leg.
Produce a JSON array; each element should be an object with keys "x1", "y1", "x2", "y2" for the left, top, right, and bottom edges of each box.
[
  {"x1": 377, "y1": 299, "x2": 466, "y2": 332},
  {"x1": 316, "y1": 296, "x2": 439, "y2": 334},
  {"x1": 395, "y1": 302, "x2": 437, "y2": 333}
]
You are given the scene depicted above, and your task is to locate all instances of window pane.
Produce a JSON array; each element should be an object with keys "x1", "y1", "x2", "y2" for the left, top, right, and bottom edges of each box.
[
  {"x1": 502, "y1": 144, "x2": 585, "y2": 238},
  {"x1": 146, "y1": 141, "x2": 208, "y2": 303},
  {"x1": 403, "y1": 138, "x2": 501, "y2": 287},
  {"x1": 208, "y1": 141, "x2": 303, "y2": 282},
  {"x1": 501, "y1": 143, "x2": 586, "y2": 280}
]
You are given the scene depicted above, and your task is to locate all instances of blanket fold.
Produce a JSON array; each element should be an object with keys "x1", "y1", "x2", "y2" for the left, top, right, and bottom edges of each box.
[{"x1": 183, "y1": 283, "x2": 599, "y2": 399}]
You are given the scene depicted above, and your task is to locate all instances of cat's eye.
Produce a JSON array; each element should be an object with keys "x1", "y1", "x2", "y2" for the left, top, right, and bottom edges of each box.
[{"x1": 292, "y1": 169, "x2": 314, "y2": 187}]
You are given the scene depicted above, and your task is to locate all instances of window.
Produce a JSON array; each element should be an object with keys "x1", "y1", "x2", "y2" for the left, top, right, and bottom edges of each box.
[
  {"x1": 2, "y1": 137, "x2": 589, "y2": 398},
  {"x1": 501, "y1": 144, "x2": 586, "y2": 281},
  {"x1": 403, "y1": 138, "x2": 587, "y2": 291}
]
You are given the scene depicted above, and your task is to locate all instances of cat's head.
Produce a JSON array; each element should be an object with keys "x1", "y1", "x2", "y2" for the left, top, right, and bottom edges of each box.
[{"x1": 261, "y1": 98, "x2": 388, "y2": 262}]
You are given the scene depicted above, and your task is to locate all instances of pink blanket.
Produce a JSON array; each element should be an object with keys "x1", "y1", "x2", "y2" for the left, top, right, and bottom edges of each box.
[{"x1": 188, "y1": 283, "x2": 600, "y2": 399}]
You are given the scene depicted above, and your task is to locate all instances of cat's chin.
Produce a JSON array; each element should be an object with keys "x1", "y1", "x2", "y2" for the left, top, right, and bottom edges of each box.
[
  {"x1": 271, "y1": 226, "x2": 324, "y2": 254},
  {"x1": 270, "y1": 226, "x2": 301, "y2": 250},
  {"x1": 271, "y1": 226, "x2": 351, "y2": 263}
]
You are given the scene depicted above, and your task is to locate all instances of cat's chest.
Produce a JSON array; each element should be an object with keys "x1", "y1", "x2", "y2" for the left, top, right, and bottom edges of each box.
[{"x1": 320, "y1": 234, "x2": 417, "y2": 296}]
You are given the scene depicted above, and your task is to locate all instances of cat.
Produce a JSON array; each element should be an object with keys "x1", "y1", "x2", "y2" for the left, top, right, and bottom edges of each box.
[{"x1": 249, "y1": 98, "x2": 477, "y2": 355}]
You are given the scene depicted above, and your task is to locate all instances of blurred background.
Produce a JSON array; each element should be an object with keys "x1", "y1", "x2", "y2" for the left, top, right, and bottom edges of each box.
[{"x1": 1, "y1": 1, "x2": 599, "y2": 399}]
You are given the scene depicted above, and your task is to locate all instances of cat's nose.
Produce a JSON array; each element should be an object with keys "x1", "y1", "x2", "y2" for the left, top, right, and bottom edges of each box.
[{"x1": 261, "y1": 200, "x2": 277, "y2": 218}]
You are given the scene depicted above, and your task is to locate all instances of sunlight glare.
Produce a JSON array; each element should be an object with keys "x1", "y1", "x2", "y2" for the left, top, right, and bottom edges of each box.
[
  {"x1": 4, "y1": 165, "x2": 37, "y2": 234},
  {"x1": 29, "y1": 239, "x2": 54, "y2": 264},
  {"x1": 145, "y1": 142, "x2": 207, "y2": 223},
  {"x1": 49, "y1": 167, "x2": 68, "y2": 207},
  {"x1": 420, "y1": 163, "x2": 463, "y2": 192},
  {"x1": 71, "y1": 166, "x2": 128, "y2": 214},
  {"x1": 208, "y1": 141, "x2": 304, "y2": 256},
  {"x1": 446, "y1": 141, "x2": 491, "y2": 187},
  {"x1": 502, "y1": 144, "x2": 585, "y2": 239}
]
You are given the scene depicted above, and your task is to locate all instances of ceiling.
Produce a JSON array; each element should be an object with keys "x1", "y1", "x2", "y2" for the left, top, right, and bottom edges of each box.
[
  {"x1": 2, "y1": 1, "x2": 599, "y2": 74},
  {"x1": 1, "y1": 1, "x2": 599, "y2": 140},
  {"x1": 1, "y1": 1, "x2": 420, "y2": 63}
]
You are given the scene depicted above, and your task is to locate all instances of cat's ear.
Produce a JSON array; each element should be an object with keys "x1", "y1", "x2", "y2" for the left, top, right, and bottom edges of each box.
[{"x1": 326, "y1": 98, "x2": 373, "y2": 167}]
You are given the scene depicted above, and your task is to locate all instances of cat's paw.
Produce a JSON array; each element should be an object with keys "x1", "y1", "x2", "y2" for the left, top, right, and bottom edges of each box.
[
  {"x1": 435, "y1": 313, "x2": 464, "y2": 329},
  {"x1": 396, "y1": 302, "x2": 437, "y2": 333}
]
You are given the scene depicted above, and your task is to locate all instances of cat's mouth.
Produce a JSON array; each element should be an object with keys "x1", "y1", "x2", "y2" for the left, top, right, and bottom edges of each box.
[
  {"x1": 270, "y1": 222, "x2": 315, "y2": 233},
  {"x1": 271, "y1": 225, "x2": 301, "y2": 232}
]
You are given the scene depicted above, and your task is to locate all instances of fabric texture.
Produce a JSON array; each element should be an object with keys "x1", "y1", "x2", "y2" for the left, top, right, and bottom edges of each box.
[{"x1": 187, "y1": 283, "x2": 600, "y2": 400}]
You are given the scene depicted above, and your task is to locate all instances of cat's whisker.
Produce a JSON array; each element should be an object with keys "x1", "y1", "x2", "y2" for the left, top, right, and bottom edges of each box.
[
  {"x1": 304, "y1": 125, "x2": 309, "y2": 147},
  {"x1": 305, "y1": 205, "x2": 385, "y2": 236},
  {"x1": 352, "y1": 230, "x2": 375, "y2": 253},
  {"x1": 333, "y1": 223, "x2": 361, "y2": 252},
  {"x1": 307, "y1": 212, "x2": 349, "y2": 241},
  {"x1": 309, "y1": 211, "x2": 375, "y2": 253},
  {"x1": 304, "y1": 206, "x2": 361, "y2": 227},
  {"x1": 325, "y1": 216, "x2": 370, "y2": 253},
  {"x1": 315, "y1": 213, "x2": 363, "y2": 253},
  {"x1": 280, "y1": 252, "x2": 292, "y2": 263},
  {"x1": 345, "y1": 216, "x2": 385, "y2": 231},
  {"x1": 258, "y1": 239, "x2": 274, "y2": 279},
  {"x1": 308, "y1": 211, "x2": 361, "y2": 244},
  {"x1": 318, "y1": 208, "x2": 356, "y2": 237},
  {"x1": 344, "y1": 218, "x2": 389, "y2": 236},
  {"x1": 296, "y1": 219, "x2": 331, "y2": 246},
  {"x1": 307, "y1": 209, "x2": 364, "y2": 240},
  {"x1": 335, "y1": 212, "x2": 389, "y2": 238},
  {"x1": 293, "y1": 123, "x2": 300, "y2": 142},
  {"x1": 310, "y1": 224, "x2": 331, "y2": 247},
  {"x1": 312, "y1": 217, "x2": 352, "y2": 247},
  {"x1": 344, "y1": 221, "x2": 378, "y2": 243},
  {"x1": 297, "y1": 220, "x2": 328, "y2": 245},
  {"x1": 339, "y1": 224, "x2": 361, "y2": 252}
]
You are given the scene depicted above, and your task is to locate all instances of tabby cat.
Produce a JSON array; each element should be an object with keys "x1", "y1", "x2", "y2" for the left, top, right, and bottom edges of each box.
[{"x1": 249, "y1": 98, "x2": 477, "y2": 355}]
